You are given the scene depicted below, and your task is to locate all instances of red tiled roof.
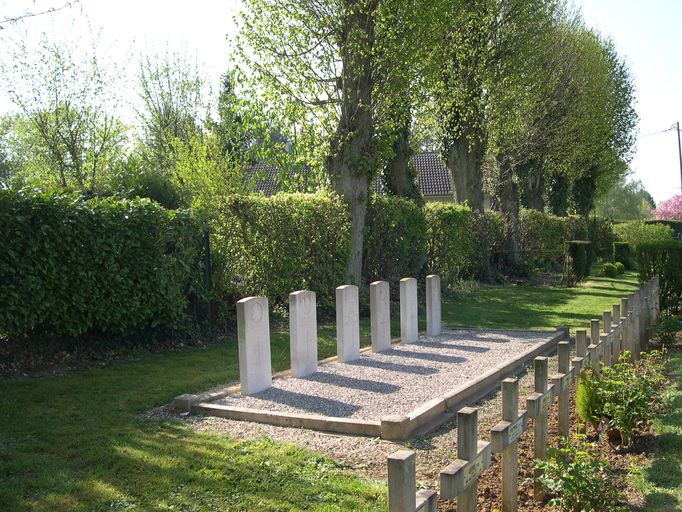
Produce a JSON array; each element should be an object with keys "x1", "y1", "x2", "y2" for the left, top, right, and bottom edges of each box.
[{"x1": 246, "y1": 152, "x2": 452, "y2": 198}]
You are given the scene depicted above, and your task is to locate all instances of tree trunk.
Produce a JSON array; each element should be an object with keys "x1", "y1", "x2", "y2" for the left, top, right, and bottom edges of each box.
[
  {"x1": 446, "y1": 132, "x2": 485, "y2": 212},
  {"x1": 548, "y1": 172, "x2": 569, "y2": 217},
  {"x1": 328, "y1": 0, "x2": 377, "y2": 286},
  {"x1": 524, "y1": 174, "x2": 545, "y2": 211},
  {"x1": 497, "y1": 158, "x2": 522, "y2": 270},
  {"x1": 384, "y1": 117, "x2": 422, "y2": 204}
]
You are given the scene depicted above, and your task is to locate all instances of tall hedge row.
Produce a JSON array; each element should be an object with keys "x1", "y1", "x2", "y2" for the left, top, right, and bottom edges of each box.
[
  {"x1": 637, "y1": 240, "x2": 682, "y2": 314},
  {"x1": 4, "y1": 189, "x2": 659, "y2": 342},
  {"x1": 0, "y1": 190, "x2": 206, "y2": 338},
  {"x1": 211, "y1": 193, "x2": 350, "y2": 314}
]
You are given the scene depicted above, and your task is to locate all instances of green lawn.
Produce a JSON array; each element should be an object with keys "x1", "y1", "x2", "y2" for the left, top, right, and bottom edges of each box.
[
  {"x1": 0, "y1": 273, "x2": 642, "y2": 511},
  {"x1": 630, "y1": 345, "x2": 682, "y2": 511}
]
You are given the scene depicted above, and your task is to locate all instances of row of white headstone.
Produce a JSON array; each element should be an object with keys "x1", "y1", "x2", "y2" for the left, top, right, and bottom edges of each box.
[{"x1": 237, "y1": 275, "x2": 442, "y2": 395}]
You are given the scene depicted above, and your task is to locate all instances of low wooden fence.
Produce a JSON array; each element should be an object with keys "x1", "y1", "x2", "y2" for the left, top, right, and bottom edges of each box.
[{"x1": 387, "y1": 277, "x2": 660, "y2": 512}]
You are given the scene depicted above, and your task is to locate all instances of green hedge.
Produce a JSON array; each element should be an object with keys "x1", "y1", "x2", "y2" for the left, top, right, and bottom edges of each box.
[
  {"x1": 646, "y1": 220, "x2": 682, "y2": 239},
  {"x1": 613, "y1": 221, "x2": 673, "y2": 247},
  {"x1": 589, "y1": 216, "x2": 616, "y2": 260},
  {"x1": 0, "y1": 190, "x2": 206, "y2": 338},
  {"x1": 363, "y1": 195, "x2": 427, "y2": 285},
  {"x1": 637, "y1": 240, "x2": 682, "y2": 314},
  {"x1": 519, "y1": 209, "x2": 586, "y2": 271},
  {"x1": 211, "y1": 193, "x2": 350, "y2": 314},
  {"x1": 422, "y1": 204, "x2": 505, "y2": 287},
  {"x1": 423, "y1": 203, "x2": 478, "y2": 289}
]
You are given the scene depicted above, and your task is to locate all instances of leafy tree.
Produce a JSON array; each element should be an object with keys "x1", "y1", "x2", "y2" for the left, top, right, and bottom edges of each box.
[
  {"x1": 136, "y1": 50, "x2": 206, "y2": 173},
  {"x1": 0, "y1": 34, "x2": 126, "y2": 191},
  {"x1": 236, "y1": 0, "x2": 434, "y2": 284},
  {"x1": 595, "y1": 177, "x2": 654, "y2": 221}
]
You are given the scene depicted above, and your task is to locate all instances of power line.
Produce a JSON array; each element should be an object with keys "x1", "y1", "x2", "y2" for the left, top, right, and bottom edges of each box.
[{"x1": 639, "y1": 124, "x2": 677, "y2": 138}]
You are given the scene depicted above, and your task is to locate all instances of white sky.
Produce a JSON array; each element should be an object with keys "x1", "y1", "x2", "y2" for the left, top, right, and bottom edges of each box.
[{"x1": 1, "y1": 0, "x2": 681, "y2": 204}]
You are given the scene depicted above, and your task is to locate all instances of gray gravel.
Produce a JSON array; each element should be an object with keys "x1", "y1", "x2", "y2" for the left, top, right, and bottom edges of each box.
[{"x1": 211, "y1": 328, "x2": 556, "y2": 420}]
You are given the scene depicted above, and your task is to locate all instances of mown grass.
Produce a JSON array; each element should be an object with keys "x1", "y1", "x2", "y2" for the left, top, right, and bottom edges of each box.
[
  {"x1": 0, "y1": 273, "x2": 641, "y2": 511},
  {"x1": 630, "y1": 345, "x2": 682, "y2": 511}
]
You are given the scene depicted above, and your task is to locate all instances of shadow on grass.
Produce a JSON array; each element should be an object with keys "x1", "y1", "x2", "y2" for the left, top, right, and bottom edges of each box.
[{"x1": 641, "y1": 491, "x2": 680, "y2": 512}]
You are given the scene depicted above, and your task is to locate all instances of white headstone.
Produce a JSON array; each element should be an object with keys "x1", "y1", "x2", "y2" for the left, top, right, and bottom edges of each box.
[
  {"x1": 370, "y1": 280, "x2": 391, "y2": 352},
  {"x1": 400, "y1": 277, "x2": 418, "y2": 344},
  {"x1": 289, "y1": 290, "x2": 318, "y2": 377},
  {"x1": 426, "y1": 275, "x2": 441, "y2": 337},
  {"x1": 237, "y1": 296, "x2": 272, "y2": 395},
  {"x1": 336, "y1": 284, "x2": 360, "y2": 362}
]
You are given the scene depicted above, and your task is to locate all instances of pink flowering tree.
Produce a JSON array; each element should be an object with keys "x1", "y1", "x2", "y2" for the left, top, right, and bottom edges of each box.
[{"x1": 654, "y1": 195, "x2": 682, "y2": 220}]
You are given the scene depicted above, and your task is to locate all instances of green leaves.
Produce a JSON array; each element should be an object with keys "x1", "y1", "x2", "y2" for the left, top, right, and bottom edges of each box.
[
  {"x1": 534, "y1": 436, "x2": 625, "y2": 512},
  {"x1": 0, "y1": 190, "x2": 206, "y2": 339}
]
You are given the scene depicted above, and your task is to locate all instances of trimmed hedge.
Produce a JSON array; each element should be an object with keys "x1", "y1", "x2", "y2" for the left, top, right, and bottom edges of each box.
[
  {"x1": 637, "y1": 240, "x2": 682, "y2": 313},
  {"x1": 0, "y1": 190, "x2": 206, "y2": 338},
  {"x1": 423, "y1": 203, "x2": 478, "y2": 290},
  {"x1": 363, "y1": 195, "x2": 427, "y2": 285},
  {"x1": 613, "y1": 221, "x2": 673, "y2": 247},
  {"x1": 646, "y1": 219, "x2": 682, "y2": 239},
  {"x1": 211, "y1": 193, "x2": 350, "y2": 314}
]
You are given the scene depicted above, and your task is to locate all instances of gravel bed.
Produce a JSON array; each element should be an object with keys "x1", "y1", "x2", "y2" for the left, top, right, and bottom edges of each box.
[
  {"x1": 211, "y1": 328, "x2": 557, "y2": 421},
  {"x1": 143, "y1": 350, "x2": 562, "y2": 486}
]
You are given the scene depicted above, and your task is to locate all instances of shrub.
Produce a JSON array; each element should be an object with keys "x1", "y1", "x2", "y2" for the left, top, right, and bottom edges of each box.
[
  {"x1": 533, "y1": 436, "x2": 625, "y2": 512},
  {"x1": 519, "y1": 210, "x2": 586, "y2": 271},
  {"x1": 651, "y1": 313, "x2": 682, "y2": 347},
  {"x1": 0, "y1": 189, "x2": 206, "y2": 338},
  {"x1": 589, "y1": 216, "x2": 616, "y2": 261},
  {"x1": 601, "y1": 263, "x2": 620, "y2": 278},
  {"x1": 364, "y1": 195, "x2": 427, "y2": 286},
  {"x1": 563, "y1": 240, "x2": 592, "y2": 285},
  {"x1": 646, "y1": 219, "x2": 682, "y2": 239},
  {"x1": 613, "y1": 241, "x2": 635, "y2": 270},
  {"x1": 613, "y1": 221, "x2": 673, "y2": 247},
  {"x1": 211, "y1": 192, "x2": 350, "y2": 315},
  {"x1": 576, "y1": 369, "x2": 601, "y2": 427},
  {"x1": 613, "y1": 262, "x2": 625, "y2": 274},
  {"x1": 576, "y1": 352, "x2": 666, "y2": 446},
  {"x1": 637, "y1": 240, "x2": 682, "y2": 313}
]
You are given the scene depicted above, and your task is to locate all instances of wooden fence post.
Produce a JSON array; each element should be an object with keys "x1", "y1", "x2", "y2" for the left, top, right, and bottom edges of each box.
[
  {"x1": 602, "y1": 310, "x2": 612, "y2": 366},
  {"x1": 590, "y1": 319, "x2": 601, "y2": 369},
  {"x1": 388, "y1": 451, "x2": 416, "y2": 512},
  {"x1": 440, "y1": 407, "x2": 492, "y2": 512},
  {"x1": 555, "y1": 342, "x2": 571, "y2": 438},
  {"x1": 612, "y1": 304, "x2": 621, "y2": 362},
  {"x1": 387, "y1": 450, "x2": 437, "y2": 512},
  {"x1": 491, "y1": 378, "x2": 528, "y2": 512},
  {"x1": 526, "y1": 357, "x2": 554, "y2": 501}
]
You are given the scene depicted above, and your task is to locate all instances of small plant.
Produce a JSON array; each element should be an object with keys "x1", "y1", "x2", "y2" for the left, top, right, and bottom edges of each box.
[
  {"x1": 533, "y1": 436, "x2": 625, "y2": 512},
  {"x1": 613, "y1": 261, "x2": 625, "y2": 274},
  {"x1": 575, "y1": 352, "x2": 666, "y2": 446},
  {"x1": 652, "y1": 313, "x2": 682, "y2": 347},
  {"x1": 598, "y1": 351, "x2": 666, "y2": 446},
  {"x1": 575, "y1": 368, "x2": 601, "y2": 429},
  {"x1": 601, "y1": 263, "x2": 620, "y2": 277}
]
